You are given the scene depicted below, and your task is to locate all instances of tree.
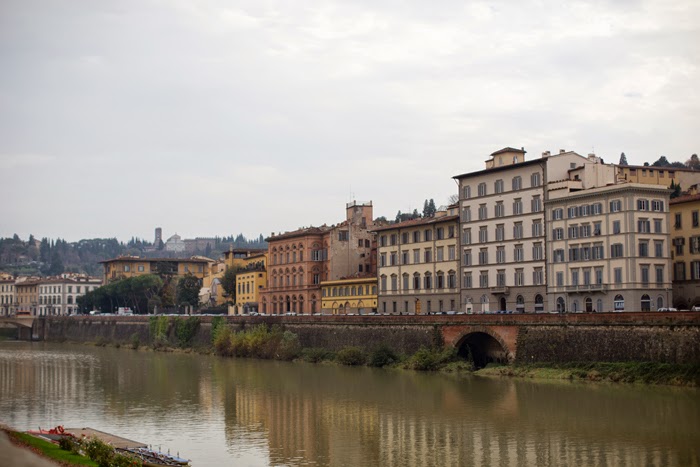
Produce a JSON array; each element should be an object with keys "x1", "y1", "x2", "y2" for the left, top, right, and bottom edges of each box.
[
  {"x1": 687, "y1": 154, "x2": 700, "y2": 170},
  {"x1": 619, "y1": 152, "x2": 628, "y2": 166},
  {"x1": 428, "y1": 199, "x2": 436, "y2": 217},
  {"x1": 395, "y1": 210, "x2": 403, "y2": 223},
  {"x1": 48, "y1": 250, "x2": 64, "y2": 276},
  {"x1": 220, "y1": 267, "x2": 240, "y2": 304},
  {"x1": 447, "y1": 194, "x2": 459, "y2": 205},
  {"x1": 670, "y1": 180, "x2": 682, "y2": 199},
  {"x1": 652, "y1": 156, "x2": 670, "y2": 167},
  {"x1": 177, "y1": 273, "x2": 202, "y2": 309},
  {"x1": 422, "y1": 199, "x2": 429, "y2": 217}
]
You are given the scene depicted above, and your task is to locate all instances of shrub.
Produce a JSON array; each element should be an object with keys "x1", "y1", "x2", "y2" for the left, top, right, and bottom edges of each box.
[
  {"x1": 369, "y1": 345, "x2": 398, "y2": 368},
  {"x1": 149, "y1": 316, "x2": 170, "y2": 348},
  {"x1": 130, "y1": 332, "x2": 140, "y2": 350},
  {"x1": 95, "y1": 337, "x2": 110, "y2": 347},
  {"x1": 336, "y1": 347, "x2": 367, "y2": 366},
  {"x1": 58, "y1": 436, "x2": 79, "y2": 454},
  {"x1": 211, "y1": 316, "x2": 226, "y2": 344},
  {"x1": 276, "y1": 331, "x2": 301, "y2": 361},
  {"x1": 213, "y1": 325, "x2": 233, "y2": 356},
  {"x1": 174, "y1": 316, "x2": 200, "y2": 347},
  {"x1": 405, "y1": 347, "x2": 457, "y2": 371},
  {"x1": 83, "y1": 437, "x2": 142, "y2": 467},
  {"x1": 301, "y1": 348, "x2": 334, "y2": 363}
]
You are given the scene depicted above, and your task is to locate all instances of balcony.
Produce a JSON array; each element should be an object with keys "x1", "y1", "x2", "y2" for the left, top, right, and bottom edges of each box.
[
  {"x1": 565, "y1": 284, "x2": 607, "y2": 293},
  {"x1": 490, "y1": 286, "x2": 509, "y2": 295}
]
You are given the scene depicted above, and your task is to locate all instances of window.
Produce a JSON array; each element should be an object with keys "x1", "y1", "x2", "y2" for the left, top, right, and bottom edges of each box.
[
  {"x1": 641, "y1": 293, "x2": 651, "y2": 311},
  {"x1": 479, "y1": 226, "x2": 488, "y2": 243},
  {"x1": 478, "y1": 182, "x2": 487, "y2": 197},
  {"x1": 515, "y1": 269, "x2": 524, "y2": 286},
  {"x1": 496, "y1": 246, "x2": 505, "y2": 263},
  {"x1": 436, "y1": 247, "x2": 444, "y2": 261},
  {"x1": 641, "y1": 266, "x2": 650, "y2": 285},
  {"x1": 513, "y1": 222, "x2": 523, "y2": 239},
  {"x1": 532, "y1": 220, "x2": 542, "y2": 237},
  {"x1": 656, "y1": 266, "x2": 664, "y2": 285},
  {"x1": 639, "y1": 241, "x2": 649, "y2": 257},
  {"x1": 532, "y1": 243, "x2": 543, "y2": 260},
  {"x1": 579, "y1": 204, "x2": 590, "y2": 217},
  {"x1": 595, "y1": 268, "x2": 603, "y2": 285},
  {"x1": 413, "y1": 274, "x2": 421, "y2": 290},
  {"x1": 675, "y1": 238, "x2": 685, "y2": 255},
  {"x1": 380, "y1": 236, "x2": 387, "y2": 247},
  {"x1": 675, "y1": 213, "x2": 682, "y2": 229},
  {"x1": 124, "y1": 265, "x2": 130, "y2": 272},
  {"x1": 654, "y1": 219, "x2": 662, "y2": 233},
  {"x1": 478, "y1": 248, "x2": 488, "y2": 265},
  {"x1": 531, "y1": 196, "x2": 542, "y2": 213},
  {"x1": 424, "y1": 248, "x2": 433, "y2": 263},
  {"x1": 448, "y1": 245, "x2": 456, "y2": 260},
  {"x1": 138, "y1": 265, "x2": 144, "y2": 272},
  {"x1": 402, "y1": 250, "x2": 409, "y2": 264},
  {"x1": 692, "y1": 236, "x2": 700, "y2": 254},
  {"x1": 496, "y1": 270, "x2": 506, "y2": 286},
  {"x1": 436, "y1": 227, "x2": 444, "y2": 240},
  {"x1": 448, "y1": 271, "x2": 456, "y2": 289},
  {"x1": 448, "y1": 225, "x2": 455, "y2": 238},
  {"x1": 580, "y1": 224, "x2": 591, "y2": 238},
  {"x1": 613, "y1": 220, "x2": 621, "y2": 234},
  {"x1": 424, "y1": 229, "x2": 432, "y2": 242},
  {"x1": 571, "y1": 270, "x2": 579, "y2": 286},
  {"x1": 495, "y1": 201, "x2": 504, "y2": 217},
  {"x1": 413, "y1": 249, "x2": 421, "y2": 264},
  {"x1": 424, "y1": 273, "x2": 432, "y2": 290},
  {"x1": 391, "y1": 275, "x2": 398, "y2": 291},
  {"x1": 463, "y1": 185, "x2": 471, "y2": 199},
  {"x1": 390, "y1": 234, "x2": 397, "y2": 245},
  {"x1": 390, "y1": 252, "x2": 397, "y2": 265},
  {"x1": 380, "y1": 275, "x2": 387, "y2": 292},
  {"x1": 496, "y1": 224, "x2": 504, "y2": 241},
  {"x1": 478, "y1": 204, "x2": 488, "y2": 220},
  {"x1": 479, "y1": 271, "x2": 489, "y2": 288},
  {"x1": 513, "y1": 199, "x2": 523, "y2": 215},
  {"x1": 463, "y1": 249, "x2": 472, "y2": 266},
  {"x1": 533, "y1": 268, "x2": 544, "y2": 285},
  {"x1": 651, "y1": 200, "x2": 664, "y2": 212},
  {"x1": 380, "y1": 253, "x2": 386, "y2": 267},
  {"x1": 674, "y1": 262, "x2": 686, "y2": 281},
  {"x1": 610, "y1": 200, "x2": 621, "y2": 212},
  {"x1": 401, "y1": 232, "x2": 409, "y2": 244},
  {"x1": 553, "y1": 249, "x2": 565, "y2": 262},
  {"x1": 592, "y1": 203, "x2": 602, "y2": 215},
  {"x1": 692, "y1": 261, "x2": 700, "y2": 280},
  {"x1": 638, "y1": 219, "x2": 651, "y2": 233},
  {"x1": 461, "y1": 207, "x2": 471, "y2": 222},
  {"x1": 694, "y1": 211, "x2": 699, "y2": 228},
  {"x1": 568, "y1": 225, "x2": 578, "y2": 239},
  {"x1": 552, "y1": 228, "x2": 564, "y2": 240},
  {"x1": 531, "y1": 172, "x2": 541, "y2": 187},
  {"x1": 462, "y1": 229, "x2": 472, "y2": 245},
  {"x1": 614, "y1": 294, "x2": 624, "y2": 311},
  {"x1": 514, "y1": 245, "x2": 524, "y2": 262},
  {"x1": 463, "y1": 272, "x2": 472, "y2": 288},
  {"x1": 637, "y1": 199, "x2": 650, "y2": 211},
  {"x1": 338, "y1": 230, "x2": 349, "y2": 241},
  {"x1": 655, "y1": 241, "x2": 664, "y2": 258},
  {"x1": 552, "y1": 208, "x2": 563, "y2": 220},
  {"x1": 512, "y1": 176, "x2": 522, "y2": 191},
  {"x1": 495, "y1": 179, "x2": 504, "y2": 193},
  {"x1": 611, "y1": 244, "x2": 623, "y2": 258},
  {"x1": 568, "y1": 206, "x2": 578, "y2": 218}
]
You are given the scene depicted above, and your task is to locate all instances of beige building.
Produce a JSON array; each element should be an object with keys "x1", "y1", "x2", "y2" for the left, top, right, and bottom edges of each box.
[
  {"x1": 453, "y1": 148, "x2": 591, "y2": 313},
  {"x1": 100, "y1": 256, "x2": 213, "y2": 283},
  {"x1": 617, "y1": 164, "x2": 700, "y2": 191},
  {"x1": 669, "y1": 192, "x2": 700, "y2": 308},
  {"x1": 0, "y1": 278, "x2": 15, "y2": 316},
  {"x1": 14, "y1": 279, "x2": 39, "y2": 315},
  {"x1": 547, "y1": 178, "x2": 672, "y2": 312},
  {"x1": 37, "y1": 276, "x2": 102, "y2": 316},
  {"x1": 372, "y1": 207, "x2": 460, "y2": 314}
]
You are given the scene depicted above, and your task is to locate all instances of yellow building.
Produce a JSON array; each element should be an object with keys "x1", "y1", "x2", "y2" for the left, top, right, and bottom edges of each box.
[
  {"x1": 670, "y1": 192, "x2": 700, "y2": 308},
  {"x1": 617, "y1": 164, "x2": 700, "y2": 190},
  {"x1": 14, "y1": 279, "x2": 39, "y2": 315},
  {"x1": 100, "y1": 256, "x2": 214, "y2": 283},
  {"x1": 234, "y1": 253, "x2": 267, "y2": 314},
  {"x1": 223, "y1": 248, "x2": 267, "y2": 270},
  {"x1": 200, "y1": 260, "x2": 226, "y2": 307},
  {"x1": 321, "y1": 277, "x2": 378, "y2": 315}
]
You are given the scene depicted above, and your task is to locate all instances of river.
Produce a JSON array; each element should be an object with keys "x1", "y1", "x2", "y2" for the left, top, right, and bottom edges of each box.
[{"x1": 0, "y1": 341, "x2": 698, "y2": 466}]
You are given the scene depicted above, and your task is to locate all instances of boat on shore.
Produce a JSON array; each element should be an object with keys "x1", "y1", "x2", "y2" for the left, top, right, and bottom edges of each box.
[{"x1": 25, "y1": 426, "x2": 190, "y2": 466}]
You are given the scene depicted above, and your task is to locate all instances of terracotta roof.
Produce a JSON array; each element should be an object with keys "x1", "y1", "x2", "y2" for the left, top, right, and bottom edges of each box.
[
  {"x1": 266, "y1": 226, "x2": 330, "y2": 242},
  {"x1": 453, "y1": 157, "x2": 544, "y2": 180},
  {"x1": 99, "y1": 256, "x2": 213, "y2": 264},
  {"x1": 369, "y1": 215, "x2": 459, "y2": 233},
  {"x1": 670, "y1": 193, "x2": 700, "y2": 205}
]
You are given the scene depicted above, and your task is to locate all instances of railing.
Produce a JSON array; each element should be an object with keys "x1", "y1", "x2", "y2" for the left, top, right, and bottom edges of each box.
[
  {"x1": 490, "y1": 286, "x2": 509, "y2": 295},
  {"x1": 565, "y1": 284, "x2": 608, "y2": 293}
]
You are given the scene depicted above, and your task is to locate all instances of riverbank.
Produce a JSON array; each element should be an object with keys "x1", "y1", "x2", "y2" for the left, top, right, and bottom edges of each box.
[
  {"x1": 476, "y1": 362, "x2": 700, "y2": 387},
  {"x1": 0, "y1": 426, "x2": 96, "y2": 466}
]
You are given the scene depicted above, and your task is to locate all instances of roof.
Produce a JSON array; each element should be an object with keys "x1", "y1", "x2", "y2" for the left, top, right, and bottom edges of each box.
[
  {"x1": 453, "y1": 157, "x2": 544, "y2": 180},
  {"x1": 369, "y1": 214, "x2": 459, "y2": 233},
  {"x1": 266, "y1": 226, "x2": 330, "y2": 242},
  {"x1": 670, "y1": 193, "x2": 700, "y2": 205},
  {"x1": 620, "y1": 164, "x2": 699, "y2": 173},
  {"x1": 99, "y1": 256, "x2": 213, "y2": 264},
  {"x1": 490, "y1": 147, "x2": 526, "y2": 157}
]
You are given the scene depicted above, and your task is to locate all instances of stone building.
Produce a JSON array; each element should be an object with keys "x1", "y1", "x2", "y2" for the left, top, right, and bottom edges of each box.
[
  {"x1": 37, "y1": 276, "x2": 103, "y2": 316},
  {"x1": 453, "y1": 148, "x2": 591, "y2": 313},
  {"x1": 372, "y1": 207, "x2": 460, "y2": 314}
]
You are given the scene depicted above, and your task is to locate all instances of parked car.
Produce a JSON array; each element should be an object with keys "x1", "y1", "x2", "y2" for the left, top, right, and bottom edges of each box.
[{"x1": 658, "y1": 307, "x2": 678, "y2": 312}]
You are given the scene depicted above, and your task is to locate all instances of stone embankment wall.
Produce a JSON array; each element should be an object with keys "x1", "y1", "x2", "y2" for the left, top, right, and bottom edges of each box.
[{"x1": 516, "y1": 325, "x2": 700, "y2": 364}]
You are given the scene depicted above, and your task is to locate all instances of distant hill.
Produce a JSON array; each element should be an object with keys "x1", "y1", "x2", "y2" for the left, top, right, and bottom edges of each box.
[{"x1": 0, "y1": 233, "x2": 267, "y2": 277}]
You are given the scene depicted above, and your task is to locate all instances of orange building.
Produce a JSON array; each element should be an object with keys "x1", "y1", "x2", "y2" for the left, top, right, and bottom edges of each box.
[{"x1": 100, "y1": 256, "x2": 214, "y2": 283}]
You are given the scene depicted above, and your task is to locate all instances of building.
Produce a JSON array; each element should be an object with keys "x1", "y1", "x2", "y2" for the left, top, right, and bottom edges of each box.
[
  {"x1": 100, "y1": 256, "x2": 213, "y2": 283},
  {"x1": 453, "y1": 148, "x2": 591, "y2": 313},
  {"x1": 321, "y1": 277, "x2": 378, "y2": 314},
  {"x1": 616, "y1": 164, "x2": 700, "y2": 191},
  {"x1": 0, "y1": 277, "x2": 15, "y2": 316},
  {"x1": 37, "y1": 276, "x2": 103, "y2": 316},
  {"x1": 260, "y1": 201, "x2": 376, "y2": 315},
  {"x1": 14, "y1": 278, "x2": 39, "y2": 315},
  {"x1": 371, "y1": 207, "x2": 460, "y2": 314},
  {"x1": 670, "y1": 191, "x2": 700, "y2": 309},
  {"x1": 547, "y1": 177, "x2": 672, "y2": 312},
  {"x1": 234, "y1": 252, "x2": 267, "y2": 314},
  {"x1": 164, "y1": 234, "x2": 186, "y2": 253}
]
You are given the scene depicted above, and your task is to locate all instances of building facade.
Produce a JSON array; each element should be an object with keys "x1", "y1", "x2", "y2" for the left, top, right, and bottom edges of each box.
[
  {"x1": 14, "y1": 279, "x2": 39, "y2": 315},
  {"x1": 0, "y1": 278, "x2": 15, "y2": 316},
  {"x1": 37, "y1": 276, "x2": 103, "y2": 316},
  {"x1": 321, "y1": 277, "x2": 378, "y2": 314},
  {"x1": 372, "y1": 208, "x2": 460, "y2": 314},
  {"x1": 670, "y1": 192, "x2": 700, "y2": 309},
  {"x1": 260, "y1": 202, "x2": 376, "y2": 315},
  {"x1": 234, "y1": 253, "x2": 267, "y2": 314},
  {"x1": 100, "y1": 256, "x2": 213, "y2": 283},
  {"x1": 547, "y1": 182, "x2": 672, "y2": 312},
  {"x1": 453, "y1": 148, "x2": 589, "y2": 313}
]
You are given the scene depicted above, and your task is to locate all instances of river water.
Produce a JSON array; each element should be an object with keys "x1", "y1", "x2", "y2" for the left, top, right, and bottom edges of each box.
[{"x1": 0, "y1": 341, "x2": 698, "y2": 466}]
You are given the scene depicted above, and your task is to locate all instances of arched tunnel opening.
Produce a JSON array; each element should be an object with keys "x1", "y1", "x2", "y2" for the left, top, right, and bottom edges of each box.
[{"x1": 457, "y1": 332, "x2": 508, "y2": 369}]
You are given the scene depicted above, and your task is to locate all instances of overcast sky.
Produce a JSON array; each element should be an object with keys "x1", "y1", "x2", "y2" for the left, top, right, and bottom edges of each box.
[{"x1": 1, "y1": 0, "x2": 698, "y2": 243}]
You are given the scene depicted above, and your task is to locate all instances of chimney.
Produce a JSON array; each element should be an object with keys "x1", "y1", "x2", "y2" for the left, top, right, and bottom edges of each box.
[
  {"x1": 559, "y1": 149, "x2": 566, "y2": 154},
  {"x1": 542, "y1": 150, "x2": 551, "y2": 157}
]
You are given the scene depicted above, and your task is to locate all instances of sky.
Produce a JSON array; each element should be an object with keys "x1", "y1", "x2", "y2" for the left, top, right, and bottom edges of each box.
[{"x1": 1, "y1": 0, "x2": 698, "y2": 243}]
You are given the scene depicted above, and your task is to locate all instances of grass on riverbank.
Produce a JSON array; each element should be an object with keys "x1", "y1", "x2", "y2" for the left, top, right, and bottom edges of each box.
[
  {"x1": 5, "y1": 430, "x2": 98, "y2": 466},
  {"x1": 476, "y1": 362, "x2": 700, "y2": 387}
]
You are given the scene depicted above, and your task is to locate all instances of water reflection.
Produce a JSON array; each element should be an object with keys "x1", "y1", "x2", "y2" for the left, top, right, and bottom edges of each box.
[{"x1": 0, "y1": 341, "x2": 698, "y2": 466}]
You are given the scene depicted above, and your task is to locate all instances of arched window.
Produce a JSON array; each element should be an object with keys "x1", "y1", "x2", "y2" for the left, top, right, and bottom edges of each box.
[
  {"x1": 596, "y1": 299, "x2": 603, "y2": 313},
  {"x1": 641, "y1": 294, "x2": 651, "y2": 311},
  {"x1": 585, "y1": 297, "x2": 593, "y2": 312},
  {"x1": 614, "y1": 294, "x2": 624, "y2": 311},
  {"x1": 657, "y1": 296, "x2": 664, "y2": 310},
  {"x1": 535, "y1": 294, "x2": 544, "y2": 312},
  {"x1": 480, "y1": 294, "x2": 489, "y2": 313},
  {"x1": 516, "y1": 295, "x2": 525, "y2": 313},
  {"x1": 556, "y1": 297, "x2": 566, "y2": 313},
  {"x1": 572, "y1": 300, "x2": 579, "y2": 312}
]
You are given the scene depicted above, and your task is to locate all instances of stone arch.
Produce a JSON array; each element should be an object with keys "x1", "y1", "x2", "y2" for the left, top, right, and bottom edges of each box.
[{"x1": 452, "y1": 326, "x2": 512, "y2": 369}]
